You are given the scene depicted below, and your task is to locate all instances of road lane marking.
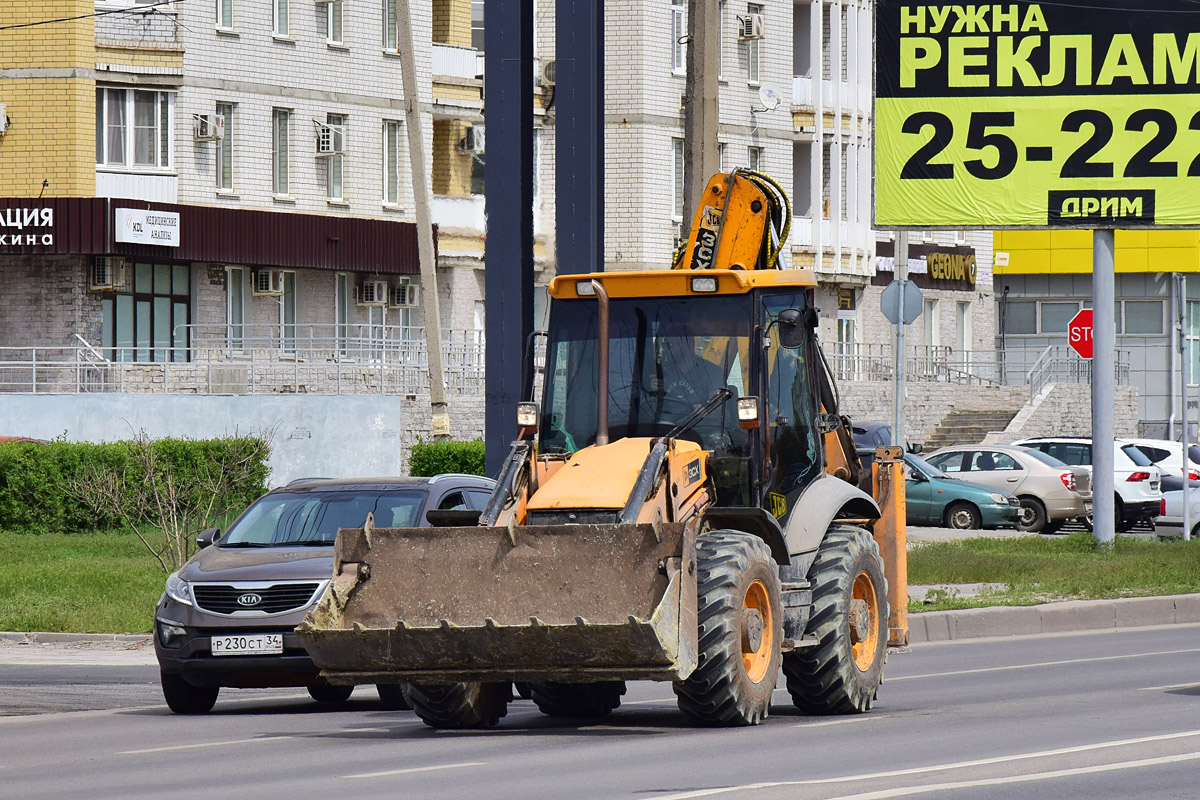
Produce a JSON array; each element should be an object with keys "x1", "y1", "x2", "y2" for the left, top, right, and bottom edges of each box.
[
  {"x1": 821, "y1": 751, "x2": 1200, "y2": 800},
  {"x1": 345, "y1": 762, "x2": 486, "y2": 780},
  {"x1": 647, "y1": 729, "x2": 1200, "y2": 799},
  {"x1": 792, "y1": 718, "x2": 874, "y2": 729},
  {"x1": 889, "y1": 647, "x2": 1200, "y2": 682},
  {"x1": 1139, "y1": 682, "x2": 1200, "y2": 692},
  {"x1": 118, "y1": 735, "x2": 295, "y2": 754}
]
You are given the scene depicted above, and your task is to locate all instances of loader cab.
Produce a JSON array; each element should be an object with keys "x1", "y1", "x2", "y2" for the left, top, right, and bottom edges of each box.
[{"x1": 538, "y1": 279, "x2": 823, "y2": 519}]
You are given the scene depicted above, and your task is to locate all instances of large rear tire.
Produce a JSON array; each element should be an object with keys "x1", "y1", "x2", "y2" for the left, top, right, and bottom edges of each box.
[
  {"x1": 160, "y1": 672, "x2": 218, "y2": 714},
  {"x1": 407, "y1": 682, "x2": 509, "y2": 729},
  {"x1": 674, "y1": 530, "x2": 782, "y2": 727},
  {"x1": 528, "y1": 682, "x2": 626, "y2": 718},
  {"x1": 783, "y1": 524, "x2": 887, "y2": 714}
]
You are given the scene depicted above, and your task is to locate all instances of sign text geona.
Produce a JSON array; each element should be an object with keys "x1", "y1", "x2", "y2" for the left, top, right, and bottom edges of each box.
[{"x1": 875, "y1": 1, "x2": 1200, "y2": 228}]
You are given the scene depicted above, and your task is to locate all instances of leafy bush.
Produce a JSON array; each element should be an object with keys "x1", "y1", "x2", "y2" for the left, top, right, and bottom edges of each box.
[
  {"x1": 0, "y1": 437, "x2": 269, "y2": 536},
  {"x1": 408, "y1": 438, "x2": 487, "y2": 477}
]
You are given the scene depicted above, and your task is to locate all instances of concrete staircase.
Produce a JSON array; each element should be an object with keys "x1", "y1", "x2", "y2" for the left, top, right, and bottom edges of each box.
[{"x1": 923, "y1": 409, "x2": 1021, "y2": 450}]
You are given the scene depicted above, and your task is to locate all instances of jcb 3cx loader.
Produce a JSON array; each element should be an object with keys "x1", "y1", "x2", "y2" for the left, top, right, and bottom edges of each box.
[{"x1": 296, "y1": 170, "x2": 907, "y2": 728}]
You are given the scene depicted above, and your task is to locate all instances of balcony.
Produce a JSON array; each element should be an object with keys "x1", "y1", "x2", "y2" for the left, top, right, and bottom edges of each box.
[
  {"x1": 432, "y1": 44, "x2": 481, "y2": 81},
  {"x1": 792, "y1": 76, "x2": 868, "y2": 119}
]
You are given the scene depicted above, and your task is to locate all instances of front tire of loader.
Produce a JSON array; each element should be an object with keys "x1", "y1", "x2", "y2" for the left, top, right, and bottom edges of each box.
[
  {"x1": 529, "y1": 681, "x2": 627, "y2": 718},
  {"x1": 407, "y1": 682, "x2": 509, "y2": 729},
  {"x1": 783, "y1": 524, "x2": 887, "y2": 715},
  {"x1": 674, "y1": 531, "x2": 782, "y2": 727}
]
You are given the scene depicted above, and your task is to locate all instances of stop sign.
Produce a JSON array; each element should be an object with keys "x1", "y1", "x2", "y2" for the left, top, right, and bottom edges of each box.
[{"x1": 1068, "y1": 309, "x2": 1093, "y2": 360}]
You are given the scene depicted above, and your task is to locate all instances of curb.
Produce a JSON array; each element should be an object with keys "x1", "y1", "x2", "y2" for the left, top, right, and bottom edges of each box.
[
  {"x1": 0, "y1": 631, "x2": 151, "y2": 645},
  {"x1": 6, "y1": 594, "x2": 1200, "y2": 648},
  {"x1": 908, "y1": 593, "x2": 1200, "y2": 644}
]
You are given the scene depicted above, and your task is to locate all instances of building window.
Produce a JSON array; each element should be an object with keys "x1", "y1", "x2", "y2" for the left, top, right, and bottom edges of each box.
[
  {"x1": 273, "y1": 0, "x2": 289, "y2": 36},
  {"x1": 956, "y1": 301, "x2": 972, "y2": 352},
  {"x1": 748, "y1": 145, "x2": 763, "y2": 172},
  {"x1": 325, "y1": 0, "x2": 343, "y2": 44},
  {"x1": 532, "y1": 128, "x2": 541, "y2": 200},
  {"x1": 216, "y1": 103, "x2": 234, "y2": 191},
  {"x1": 226, "y1": 266, "x2": 244, "y2": 349},
  {"x1": 1005, "y1": 300, "x2": 1036, "y2": 335},
  {"x1": 673, "y1": 138, "x2": 685, "y2": 219},
  {"x1": 383, "y1": 120, "x2": 402, "y2": 205},
  {"x1": 717, "y1": 0, "x2": 726, "y2": 78},
  {"x1": 217, "y1": 0, "x2": 233, "y2": 29},
  {"x1": 96, "y1": 88, "x2": 174, "y2": 169},
  {"x1": 746, "y1": 3, "x2": 763, "y2": 83},
  {"x1": 471, "y1": 0, "x2": 485, "y2": 50},
  {"x1": 326, "y1": 113, "x2": 346, "y2": 200},
  {"x1": 272, "y1": 109, "x2": 290, "y2": 195},
  {"x1": 280, "y1": 271, "x2": 297, "y2": 352},
  {"x1": 336, "y1": 273, "x2": 352, "y2": 356},
  {"x1": 922, "y1": 298, "x2": 940, "y2": 347},
  {"x1": 1040, "y1": 302, "x2": 1078, "y2": 334},
  {"x1": 384, "y1": 0, "x2": 398, "y2": 50},
  {"x1": 1123, "y1": 301, "x2": 1164, "y2": 335},
  {"x1": 672, "y1": 4, "x2": 686, "y2": 74},
  {"x1": 102, "y1": 263, "x2": 191, "y2": 363}
]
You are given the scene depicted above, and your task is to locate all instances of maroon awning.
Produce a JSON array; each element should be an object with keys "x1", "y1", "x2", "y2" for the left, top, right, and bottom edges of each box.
[{"x1": 0, "y1": 197, "x2": 424, "y2": 275}]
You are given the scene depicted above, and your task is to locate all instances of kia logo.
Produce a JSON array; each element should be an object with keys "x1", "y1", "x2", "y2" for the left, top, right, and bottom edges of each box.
[{"x1": 237, "y1": 593, "x2": 262, "y2": 607}]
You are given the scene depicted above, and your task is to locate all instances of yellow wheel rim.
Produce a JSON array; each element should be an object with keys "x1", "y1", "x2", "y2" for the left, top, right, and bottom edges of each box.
[
  {"x1": 850, "y1": 571, "x2": 881, "y2": 672},
  {"x1": 742, "y1": 579, "x2": 774, "y2": 683}
]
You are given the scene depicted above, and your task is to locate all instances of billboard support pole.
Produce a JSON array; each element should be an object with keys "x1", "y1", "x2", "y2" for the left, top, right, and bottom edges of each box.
[
  {"x1": 893, "y1": 231, "x2": 909, "y2": 449},
  {"x1": 1092, "y1": 229, "x2": 1116, "y2": 545},
  {"x1": 1180, "y1": 273, "x2": 1192, "y2": 541}
]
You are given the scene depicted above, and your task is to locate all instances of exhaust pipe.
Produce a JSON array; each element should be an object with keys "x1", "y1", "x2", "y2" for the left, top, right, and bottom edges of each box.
[{"x1": 593, "y1": 279, "x2": 610, "y2": 447}]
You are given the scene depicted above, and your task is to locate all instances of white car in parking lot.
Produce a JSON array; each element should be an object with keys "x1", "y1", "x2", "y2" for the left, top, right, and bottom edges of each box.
[
  {"x1": 1122, "y1": 438, "x2": 1200, "y2": 482},
  {"x1": 1010, "y1": 438, "x2": 1162, "y2": 531}
]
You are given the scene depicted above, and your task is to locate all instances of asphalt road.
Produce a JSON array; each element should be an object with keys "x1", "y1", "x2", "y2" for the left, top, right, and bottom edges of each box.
[{"x1": 2, "y1": 625, "x2": 1199, "y2": 799}]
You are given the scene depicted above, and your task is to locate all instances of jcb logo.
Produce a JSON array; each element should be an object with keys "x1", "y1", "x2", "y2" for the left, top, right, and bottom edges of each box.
[
  {"x1": 769, "y1": 492, "x2": 788, "y2": 519},
  {"x1": 1048, "y1": 191, "x2": 1155, "y2": 224}
]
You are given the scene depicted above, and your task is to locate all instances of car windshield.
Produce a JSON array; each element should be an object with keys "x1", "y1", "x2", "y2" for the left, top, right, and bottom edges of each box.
[
  {"x1": 906, "y1": 453, "x2": 947, "y2": 479},
  {"x1": 1121, "y1": 445, "x2": 1154, "y2": 467},
  {"x1": 1017, "y1": 447, "x2": 1071, "y2": 468},
  {"x1": 220, "y1": 490, "x2": 425, "y2": 547}
]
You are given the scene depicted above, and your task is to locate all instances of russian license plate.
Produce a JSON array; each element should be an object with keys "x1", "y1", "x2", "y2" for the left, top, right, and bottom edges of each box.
[{"x1": 211, "y1": 633, "x2": 283, "y2": 656}]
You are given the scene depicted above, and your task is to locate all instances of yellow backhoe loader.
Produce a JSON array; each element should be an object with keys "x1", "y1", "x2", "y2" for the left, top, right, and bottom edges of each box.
[{"x1": 296, "y1": 170, "x2": 907, "y2": 728}]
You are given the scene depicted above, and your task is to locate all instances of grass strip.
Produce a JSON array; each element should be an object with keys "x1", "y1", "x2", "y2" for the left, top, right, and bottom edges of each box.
[
  {"x1": 0, "y1": 531, "x2": 164, "y2": 633},
  {"x1": 908, "y1": 532, "x2": 1200, "y2": 612}
]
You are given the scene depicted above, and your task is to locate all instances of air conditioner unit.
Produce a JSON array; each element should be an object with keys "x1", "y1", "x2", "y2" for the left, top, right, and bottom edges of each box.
[
  {"x1": 390, "y1": 282, "x2": 419, "y2": 308},
  {"x1": 253, "y1": 270, "x2": 284, "y2": 296},
  {"x1": 358, "y1": 280, "x2": 388, "y2": 306},
  {"x1": 315, "y1": 122, "x2": 345, "y2": 156},
  {"x1": 540, "y1": 59, "x2": 557, "y2": 87},
  {"x1": 192, "y1": 113, "x2": 225, "y2": 141},
  {"x1": 738, "y1": 13, "x2": 765, "y2": 40},
  {"x1": 91, "y1": 256, "x2": 128, "y2": 291},
  {"x1": 461, "y1": 124, "x2": 485, "y2": 155}
]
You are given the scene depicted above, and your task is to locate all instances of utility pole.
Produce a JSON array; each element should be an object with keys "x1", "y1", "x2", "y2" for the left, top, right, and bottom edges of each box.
[
  {"x1": 1092, "y1": 230, "x2": 1116, "y2": 545},
  {"x1": 681, "y1": 0, "x2": 720, "y2": 230},
  {"x1": 1179, "y1": 273, "x2": 1192, "y2": 541},
  {"x1": 396, "y1": 0, "x2": 450, "y2": 439}
]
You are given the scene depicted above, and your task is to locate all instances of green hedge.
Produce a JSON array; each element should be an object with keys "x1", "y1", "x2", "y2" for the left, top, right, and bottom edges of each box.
[
  {"x1": 408, "y1": 439, "x2": 486, "y2": 477},
  {"x1": 0, "y1": 438, "x2": 270, "y2": 534}
]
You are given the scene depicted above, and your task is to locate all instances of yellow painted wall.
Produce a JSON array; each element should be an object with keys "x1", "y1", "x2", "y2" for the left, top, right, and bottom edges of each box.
[
  {"x1": 994, "y1": 230, "x2": 1200, "y2": 274},
  {"x1": 0, "y1": 1, "x2": 96, "y2": 197},
  {"x1": 432, "y1": 0, "x2": 473, "y2": 47},
  {"x1": 432, "y1": 118, "x2": 476, "y2": 197}
]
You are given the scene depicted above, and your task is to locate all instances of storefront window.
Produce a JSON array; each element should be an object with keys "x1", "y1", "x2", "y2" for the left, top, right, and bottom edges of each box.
[
  {"x1": 1123, "y1": 301, "x2": 1163, "y2": 335},
  {"x1": 1005, "y1": 301, "x2": 1036, "y2": 335},
  {"x1": 102, "y1": 263, "x2": 190, "y2": 363},
  {"x1": 1040, "y1": 302, "x2": 1079, "y2": 334}
]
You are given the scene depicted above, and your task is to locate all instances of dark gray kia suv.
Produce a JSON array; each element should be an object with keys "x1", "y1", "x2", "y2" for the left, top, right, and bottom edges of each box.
[{"x1": 154, "y1": 474, "x2": 496, "y2": 714}]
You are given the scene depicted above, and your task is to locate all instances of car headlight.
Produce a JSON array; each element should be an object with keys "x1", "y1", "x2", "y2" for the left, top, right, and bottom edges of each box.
[
  {"x1": 165, "y1": 572, "x2": 193, "y2": 606},
  {"x1": 990, "y1": 493, "x2": 1010, "y2": 504}
]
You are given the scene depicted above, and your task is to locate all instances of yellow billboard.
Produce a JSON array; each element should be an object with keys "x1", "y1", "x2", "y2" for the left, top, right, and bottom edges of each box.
[{"x1": 875, "y1": 1, "x2": 1200, "y2": 228}]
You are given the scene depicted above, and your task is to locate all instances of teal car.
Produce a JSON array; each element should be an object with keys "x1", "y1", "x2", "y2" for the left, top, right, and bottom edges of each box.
[{"x1": 905, "y1": 454, "x2": 1022, "y2": 530}]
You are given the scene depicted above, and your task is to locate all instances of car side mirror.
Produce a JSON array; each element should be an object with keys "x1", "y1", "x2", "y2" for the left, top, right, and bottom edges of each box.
[
  {"x1": 196, "y1": 528, "x2": 220, "y2": 549},
  {"x1": 776, "y1": 308, "x2": 808, "y2": 349},
  {"x1": 908, "y1": 443, "x2": 923, "y2": 454}
]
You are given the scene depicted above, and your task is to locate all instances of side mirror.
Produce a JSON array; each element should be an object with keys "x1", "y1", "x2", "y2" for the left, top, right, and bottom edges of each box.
[
  {"x1": 196, "y1": 528, "x2": 220, "y2": 549},
  {"x1": 776, "y1": 308, "x2": 807, "y2": 349},
  {"x1": 908, "y1": 443, "x2": 924, "y2": 454}
]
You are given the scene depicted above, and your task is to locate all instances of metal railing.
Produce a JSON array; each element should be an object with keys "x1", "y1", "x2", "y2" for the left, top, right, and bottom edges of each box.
[
  {"x1": 0, "y1": 326, "x2": 487, "y2": 396},
  {"x1": 830, "y1": 344, "x2": 1003, "y2": 386},
  {"x1": 1026, "y1": 344, "x2": 1132, "y2": 401}
]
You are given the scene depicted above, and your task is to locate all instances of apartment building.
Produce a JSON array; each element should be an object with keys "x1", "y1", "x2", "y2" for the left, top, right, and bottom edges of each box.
[
  {"x1": 0, "y1": 0, "x2": 495, "y2": 388},
  {"x1": 532, "y1": 0, "x2": 995, "y2": 378}
]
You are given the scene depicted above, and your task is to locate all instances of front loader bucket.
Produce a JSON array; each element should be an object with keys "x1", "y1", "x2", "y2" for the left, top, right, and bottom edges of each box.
[{"x1": 295, "y1": 522, "x2": 698, "y2": 685}]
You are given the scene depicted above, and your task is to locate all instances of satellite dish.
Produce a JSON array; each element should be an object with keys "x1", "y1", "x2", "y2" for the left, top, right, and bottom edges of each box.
[{"x1": 757, "y1": 85, "x2": 782, "y2": 111}]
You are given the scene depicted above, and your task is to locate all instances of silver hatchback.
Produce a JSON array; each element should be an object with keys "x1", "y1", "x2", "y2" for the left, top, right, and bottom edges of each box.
[{"x1": 924, "y1": 445, "x2": 1092, "y2": 533}]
